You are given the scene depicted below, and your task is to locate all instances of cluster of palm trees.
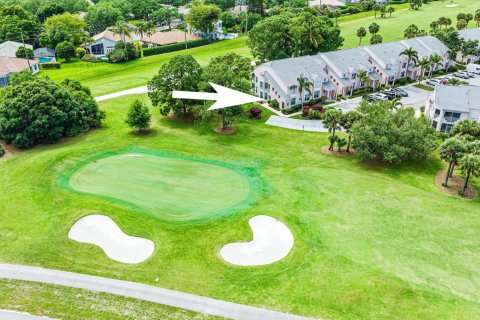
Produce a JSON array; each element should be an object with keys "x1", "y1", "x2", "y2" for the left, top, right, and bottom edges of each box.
[
  {"x1": 320, "y1": 108, "x2": 362, "y2": 153},
  {"x1": 372, "y1": 4, "x2": 395, "y2": 19},
  {"x1": 439, "y1": 120, "x2": 480, "y2": 196},
  {"x1": 399, "y1": 48, "x2": 444, "y2": 82}
]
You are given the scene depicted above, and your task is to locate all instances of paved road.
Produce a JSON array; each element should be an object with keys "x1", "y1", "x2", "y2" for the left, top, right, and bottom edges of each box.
[
  {"x1": 266, "y1": 116, "x2": 327, "y2": 132},
  {"x1": 0, "y1": 310, "x2": 52, "y2": 320},
  {"x1": 0, "y1": 264, "x2": 319, "y2": 320}
]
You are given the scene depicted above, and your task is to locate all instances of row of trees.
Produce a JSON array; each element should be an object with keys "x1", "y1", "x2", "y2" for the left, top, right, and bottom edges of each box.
[
  {"x1": 356, "y1": 22, "x2": 382, "y2": 46},
  {"x1": 320, "y1": 101, "x2": 438, "y2": 164},
  {"x1": 439, "y1": 121, "x2": 480, "y2": 196},
  {"x1": 148, "y1": 53, "x2": 252, "y2": 130}
]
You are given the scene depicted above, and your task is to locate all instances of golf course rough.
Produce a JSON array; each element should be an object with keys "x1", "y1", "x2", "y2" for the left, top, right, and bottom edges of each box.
[{"x1": 59, "y1": 150, "x2": 261, "y2": 224}]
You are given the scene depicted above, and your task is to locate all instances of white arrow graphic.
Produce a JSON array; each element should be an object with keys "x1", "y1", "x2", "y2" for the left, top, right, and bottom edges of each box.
[{"x1": 172, "y1": 82, "x2": 262, "y2": 111}]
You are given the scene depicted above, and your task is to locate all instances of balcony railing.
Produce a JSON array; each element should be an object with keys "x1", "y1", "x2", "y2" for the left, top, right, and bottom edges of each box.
[{"x1": 444, "y1": 117, "x2": 461, "y2": 123}]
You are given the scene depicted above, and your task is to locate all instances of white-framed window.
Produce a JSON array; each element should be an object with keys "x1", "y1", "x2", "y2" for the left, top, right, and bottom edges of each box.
[
  {"x1": 314, "y1": 91, "x2": 320, "y2": 98},
  {"x1": 290, "y1": 86, "x2": 296, "y2": 94},
  {"x1": 314, "y1": 80, "x2": 321, "y2": 88}
]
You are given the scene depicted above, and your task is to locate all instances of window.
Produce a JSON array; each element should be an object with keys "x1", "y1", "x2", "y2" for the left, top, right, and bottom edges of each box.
[
  {"x1": 314, "y1": 80, "x2": 321, "y2": 88},
  {"x1": 290, "y1": 98, "x2": 296, "y2": 105},
  {"x1": 444, "y1": 112, "x2": 461, "y2": 123},
  {"x1": 304, "y1": 94, "x2": 311, "y2": 101},
  {"x1": 290, "y1": 86, "x2": 296, "y2": 94},
  {"x1": 402, "y1": 62, "x2": 407, "y2": 68},
  {"x1": 259, "y1": 92, "x2": 263, "y2": 99},
  {"x1": 260, "y1": 81, "x2": 264, "y2": 89},
  {"x1": 432, "y1": 120, "x2": 438, "y2": 129},
  {"x1": 434, "y1": 108, "x2": 441, "y2": 117},
  {"x1": 314, "y1": 91, "x2": 320, "y2": 98},
  {"x1": 440, "y1": 123, "x2": 453, "y2": 133},
  {"x1": 400, "y1": 71, "x2": 406, "y2": 77},
  {"x1": 351, "y1": 73, "x2": 357, "y2": 80}
]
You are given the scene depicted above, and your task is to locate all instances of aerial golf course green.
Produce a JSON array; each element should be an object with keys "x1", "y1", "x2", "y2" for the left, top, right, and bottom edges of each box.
[{"x1": 0, "y1": 94, "x2": 480, "y2": 319}]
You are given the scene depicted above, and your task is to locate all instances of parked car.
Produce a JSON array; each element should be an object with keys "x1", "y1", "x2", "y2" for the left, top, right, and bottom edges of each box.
[
  {"x1": 464, "y1": 71, "x2": 476, "y2": 78},
  {"x1": 392, "y1": 88, "x2": 408, "y2": 97},
  {"x1": 375, "y1": 93, "x2": 390, "y2": 101},
  {"x1": 363, "y1": 94, "x2": 379, "y2": 102},
  {"x1": 453, "y1": 71, "x2": 470, "y2": 79},
  {"x1": 466, "y1": 63, "x2": 480, "y2": 74},
  {"x1": 426, "y1": 79, "x2": 442, "y2": 87},
  {"x1": 381, "y1": 90, "x2": 397, "y2": 99}
]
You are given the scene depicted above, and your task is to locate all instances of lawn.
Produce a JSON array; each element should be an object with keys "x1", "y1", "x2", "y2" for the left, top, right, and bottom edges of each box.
[
  {"x1": 1, "y1": 94, "x2": 480, "y2": 319},
  {"x1": 340, "y1": 0, "x2": 480, "y2": 48},
  {"x1": 41, "y1": 1, "x2": 479, "y2": 97},
  {"x1": 42, "y1": 37, "x2": 251, "y2": 97}
]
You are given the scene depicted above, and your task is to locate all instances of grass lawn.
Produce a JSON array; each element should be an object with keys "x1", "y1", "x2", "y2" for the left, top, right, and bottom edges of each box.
[
  {"x1": 41, "y1": 1, "x2": 479, "y2": 97},
  {"x1": 41, "y1": 37, "x2": 251, "y2": 97},
  {"x1": 1, "y1": 94, "x2": 480, "y2": 319},
  {"x1": 339, "y1": 0, "x2": 480, "y2": 48},
  {"x1": 0, "y1": 279, "x2": 224, "y2": 320}
]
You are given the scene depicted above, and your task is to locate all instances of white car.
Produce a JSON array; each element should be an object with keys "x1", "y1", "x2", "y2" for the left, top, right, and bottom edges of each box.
[
  {"x1": 374, "y1": 93, "x2": 390, "y2": 101},
  {"x1": 426, "y1": 79, "x2": 442, "y2": 87},
  {"x1": 454, "y1": 72, "x2": 470, "y2": 79}
]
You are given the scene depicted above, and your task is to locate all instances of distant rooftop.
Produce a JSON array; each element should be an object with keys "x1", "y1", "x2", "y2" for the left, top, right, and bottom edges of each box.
[
  {"x1": 458, "y1": 28, "x2": 480, "y2": 43},
  {"x1": 0, "y1": 56, "x2": 38, "y2": 76}
]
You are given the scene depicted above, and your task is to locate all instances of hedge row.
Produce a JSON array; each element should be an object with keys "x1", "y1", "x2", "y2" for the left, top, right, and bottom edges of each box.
[
  {"x1": 39, "y1": 62, "x2": 61, "y2": 70},
  {"x1": 142, "y1": 38, "x2": 211, "y2": 57}
]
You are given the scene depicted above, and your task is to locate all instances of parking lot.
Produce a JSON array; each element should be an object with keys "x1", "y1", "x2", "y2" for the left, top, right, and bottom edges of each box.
[{"x1": 334, "y1": 71, "x2": 480, "y2": 114}]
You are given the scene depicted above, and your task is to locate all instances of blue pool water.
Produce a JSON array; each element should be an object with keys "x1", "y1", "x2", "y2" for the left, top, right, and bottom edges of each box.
[
  {"x1": 224, "y1": 33, "x2": 237, "y2": 40},
  {"x1": 97, "y1": 55, "x2": 108, "y2": 60},
  {"x1": 38, "y1": 57, "x2": 53, "y2": 64}
]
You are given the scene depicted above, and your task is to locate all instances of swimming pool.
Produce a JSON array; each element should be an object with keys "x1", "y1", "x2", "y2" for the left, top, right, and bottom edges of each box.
[
  {"x1": 38, "y1": 57, "x2": 54, "y2": 64},
  {"x1": 224, "y1": 33, "x2": 238, "y2": 40}
]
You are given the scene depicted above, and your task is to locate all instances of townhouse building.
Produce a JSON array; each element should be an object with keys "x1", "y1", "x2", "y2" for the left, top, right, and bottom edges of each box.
[
  {"x1": 253, "y1": 35, "x2": 451, "y2": 109},
  {"x1": 457, "y1": 28, "x2": 480, "y2": 63},
  {"x1": 426, "y1": 85, "x2": 480, "y2": 133}
]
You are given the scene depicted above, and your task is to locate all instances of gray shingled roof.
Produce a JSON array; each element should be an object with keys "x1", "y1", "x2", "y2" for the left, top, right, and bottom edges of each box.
[
  {"x1": 458, "y1": 28, "x2": 480, "y2": 42},
  {"x1": 435, "y1": 85, "x2": 480, "y2": 112},
  {"x1": 262, "y1": 55, "x2": 329, "y2": 88}
]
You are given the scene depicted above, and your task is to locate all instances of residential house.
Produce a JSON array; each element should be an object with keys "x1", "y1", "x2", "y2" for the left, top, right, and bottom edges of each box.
[
  {"x1": 254, "y1": 55, "x2": 337, "y2": 110},
  {"x1": 252, "y1": 35, "x2": 451, "y2": 109},
  {"x1": 457, "y1": 28, "x2": 480, "y2": 63},
  {"x1": 0, "y1": 56, "x2": 39, "y2": 88},
  {"x1": 308, "y1": 0, "x2": 346, "y2": 9},
  {"x1": 83, "y1": 30, "x2": 133, "y2": 55},
  {"x1": 141, "y1": 30, "x2": 200, "y2": 48},
  {"x1": 0, "y1": 41, "x2": 33, "y2": 58},
  {"x1": 426, "y1": 85, "x2": 480, "y2": 132},
  {"x1": 363, "y1": 36, "x2": 450, "y2": 85},
  {"x1": 319, "y1": 48, "x2": 382, "y2": 97}
]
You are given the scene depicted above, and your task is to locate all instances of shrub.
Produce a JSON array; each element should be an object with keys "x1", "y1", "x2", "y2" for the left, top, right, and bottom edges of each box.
[
  {"x1": 81, "y1": 54, "x2": 99, "y2": 62},
  {"x1": 143, "y1": 38, "x2": 210, "y2": 57},
  {"x1": 107, "y1": 41, "x2": 138, "y2": 63},
  {"x1": 302, "y1": 105, "x2": 324, "y2": 117},
  {"x1": 125, "y1": 99, "x2": 151, "y2": 132},
  {"x1": 0, "y1": 143, "x2": 4, "y2": 157},
  {"x1": 55, "y1": 41, "x2": 76, "y2": 61},
  {"x1": 75, "y1": 47, "x2": 86, "y2": 59},
  {"x1": 39, "y1": 62, "x2": 61, "y2": 69},
  {"x1": 15, "y1": 47, "x2": 34, "y2": 59},
  {"x1": 268, "y1": 99, "x2": 280, "y2": 110},
  {"x1": 107, "y1": 49, "x2": 127, "y2": 63},
  {"x1": 309, "y1": 109, "x2": 322, "y2": 119},
  {"x1": 249, "y1": 106, "x2": 262, "y2": 119}
]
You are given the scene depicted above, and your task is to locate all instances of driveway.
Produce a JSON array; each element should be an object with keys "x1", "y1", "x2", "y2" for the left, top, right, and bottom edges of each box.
[{"x1": 0, "y1": 310, "x2": 51, "y2": 320}]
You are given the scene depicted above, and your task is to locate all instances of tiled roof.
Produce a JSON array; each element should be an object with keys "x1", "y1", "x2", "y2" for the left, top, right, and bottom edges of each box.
[
  {"x1": 0, "y1": 56, "x2": 38, "y2": 76},
  {"x1": 434, "y1": 85, "x2": 480, "y2": 113},
  {"x1": 141, "y1": 30, "x2": 200, "y2": 45}
]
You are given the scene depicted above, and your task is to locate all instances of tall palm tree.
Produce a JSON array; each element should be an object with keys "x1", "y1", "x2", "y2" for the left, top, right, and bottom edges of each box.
[
  {"x1": 417, "y1": 58, "x2": 431, "y2": 82},
  {"x1": 439, "y1": 137, "x2": 467, "y2": 186},
  {"x1": 134, "y1": 21, "x2": 148, "y2": 38},
  {"x1": 399, "y1": 47, "x2": 418, "y2": 79},
  {"x1": 459, "y1": 154, "x2": 480, "y2": 196},
  {"x1": 322, "y1": 109, "x2": 342, "y2": 151},
  {"x1": 111, "y1": 20, "x2": 131, "y2": 44},
  {"x1": 429, "y1": 53, "x2": 443, "y2": 78},
  {"x1": 356, "y1": 70, "x2": 370, "y2": 93},
  {"x1": 296, "y1": 74, "x2": 312, "y2": 106},
  {"x1": 447, "y1": 78, "x2": 462, "y2": 86},
  {"x1": 338, "y1": 110, "x2": 361, "y2": 153},
  {"x1": 144, "y1": 21, "x2": 156, "y2": 47},
  {"x1": 475, "y1": 9, "x2": 480, "y2": 27}
]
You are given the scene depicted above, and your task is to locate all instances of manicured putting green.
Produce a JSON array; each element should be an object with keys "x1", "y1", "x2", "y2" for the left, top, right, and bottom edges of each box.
[{"x1": 67, "y1": 153, "x2": 254, "y2": 223}]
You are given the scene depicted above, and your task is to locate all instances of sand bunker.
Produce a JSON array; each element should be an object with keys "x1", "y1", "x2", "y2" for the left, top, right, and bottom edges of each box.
[
  {"x1": 446, "y1": 4, "x2": 458, "y2": 7},
  {"x1": 220, "y1": 215, "x2": 294, "y2": 266},
  {"x1": 68, "y1": 215, "x2": 154, "y2": 264}
]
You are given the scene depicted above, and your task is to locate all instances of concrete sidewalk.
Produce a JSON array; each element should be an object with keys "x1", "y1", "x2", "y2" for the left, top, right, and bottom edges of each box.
[
  {"x1": 266, "y1": 116, "x2": 327, "y2": 132},
  {"x1": 0, "y1": 264, "x2": 319, "y2": 320},
  {"x1": 0, "y1": 310, "x2": 52, "y2": 320},
  {"x1": 95, "y1": 86, "x2": 148, "y2": 102}
]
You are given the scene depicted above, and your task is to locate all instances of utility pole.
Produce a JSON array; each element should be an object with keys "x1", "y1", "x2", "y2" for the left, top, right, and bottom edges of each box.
[
  {"x1": 20, "y1": 32, "x2": 32, "y2": 73},
  {"x1": 245, "y1": 4, "x2": 248, "y2": 33}
]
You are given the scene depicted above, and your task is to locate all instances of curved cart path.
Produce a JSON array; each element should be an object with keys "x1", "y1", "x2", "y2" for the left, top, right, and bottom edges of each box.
[
  {"x1": 0, "y1": 310, "x2": 52, "y2": 320},
  {"x1": 0, "y1": 264, "x2": 320, "y2": 320}
]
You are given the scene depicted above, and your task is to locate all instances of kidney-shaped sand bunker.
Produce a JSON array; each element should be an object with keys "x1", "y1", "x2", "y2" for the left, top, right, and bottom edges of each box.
[{"x1": 67, "y1": 153, "x2": 255, "y2": 223}]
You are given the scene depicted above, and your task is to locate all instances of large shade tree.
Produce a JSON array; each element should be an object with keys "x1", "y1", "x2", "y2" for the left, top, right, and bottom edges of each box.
[
  {"x1": 0, "y1": 5, "x2": 40, "y2": 43},
  {"x1": 185, "y1": 4, "x2": 222, "y2": 39},
  {"x1": 40, "y1": 13, "x2": 88, "y2": 48},
  {"x1": 0, "y1": 77, "x2": 105, "y2": 148},
  {"x1": 148, "y1": 54, "x2": 203, "y2": 117}
]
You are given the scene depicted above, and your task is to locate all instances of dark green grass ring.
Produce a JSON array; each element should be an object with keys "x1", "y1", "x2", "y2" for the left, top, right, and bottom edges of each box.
[{"x1": 58, "y1": 148, "x2": 262, "y2": 224}]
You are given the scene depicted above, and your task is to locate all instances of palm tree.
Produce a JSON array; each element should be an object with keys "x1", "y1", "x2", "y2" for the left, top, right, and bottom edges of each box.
[
  {"x1": 134, "y1": 21, "x2": 148, "y2": 38},
  {"x1": 296, "y1": 74, "x2": 312, "y2": 106},
  {"x1": 437, "y1": 17, "x2": 448, "y2": 29},
  {"x1": 336, "y1": 137, "x2": 347, "y2": 152},
  {"x1": 356, "y1": 70, "x2": 370, "y2": 93},
  {"x1": 390, "y1": 98, "x2": 402, "y2": 111},
  {"x1": 429, "y1": 53, "x2": 443, "y2": 78},
  {"x1": 447, "y1": 78, "x2": 462, "y2": 86},
  {"x1": 387, "y1": 6, "x2": 394, "y2": 18},
  {"x1": 439, "y1": 137, "x2": 467, "y2": 186},
  {"x1": 111, "y1": 20, "x2": 131, "y2": 44},
  {"x1": 399, "y1": 47, "x2": 418, "y2": 79},
  {"x1": 338, "y1": 110, "x2": 361, "y2": 152},
  {"x1": 417, "y1": 58, "x2": 431, "y2": 82},
  {"x1": 475, "y1": 9, "x2": 480, "y2": 27},
  {"x1": 145, "y1": 21, "x2": 156, "y2": 47},
  {"x1": 451, "y1": 120, "x2": 480, "y2": 141},
  {"x1": 459, "y1": 154, "x2": 480, "y2": 196},
  {"x1": 322, "y1": 109, "x2": 342, "y2": 151},
  {"x1": 357, "y1": 27, "x2": 367, "y2": 46},
  {"x1": 372, "y1": 4, "x2": 380, "y2": 18},
  {"x1": 333, "y1": 11, "x2": 341, "y2": 26}
]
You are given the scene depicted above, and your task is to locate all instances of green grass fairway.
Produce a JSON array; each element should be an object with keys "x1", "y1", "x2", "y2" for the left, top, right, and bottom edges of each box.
[
  {"x1": 65, "y1": 151, "x2": 256, "y2": 223},
  {"x1": 41, "y1": 37, "x2": 251, "y2": 97},
  {"x1": 1, "y1": 94, "x2": 479, "y2": 319},
  {"x1": 339, "y1": 0, "x2": 480, "y2": 48}
]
